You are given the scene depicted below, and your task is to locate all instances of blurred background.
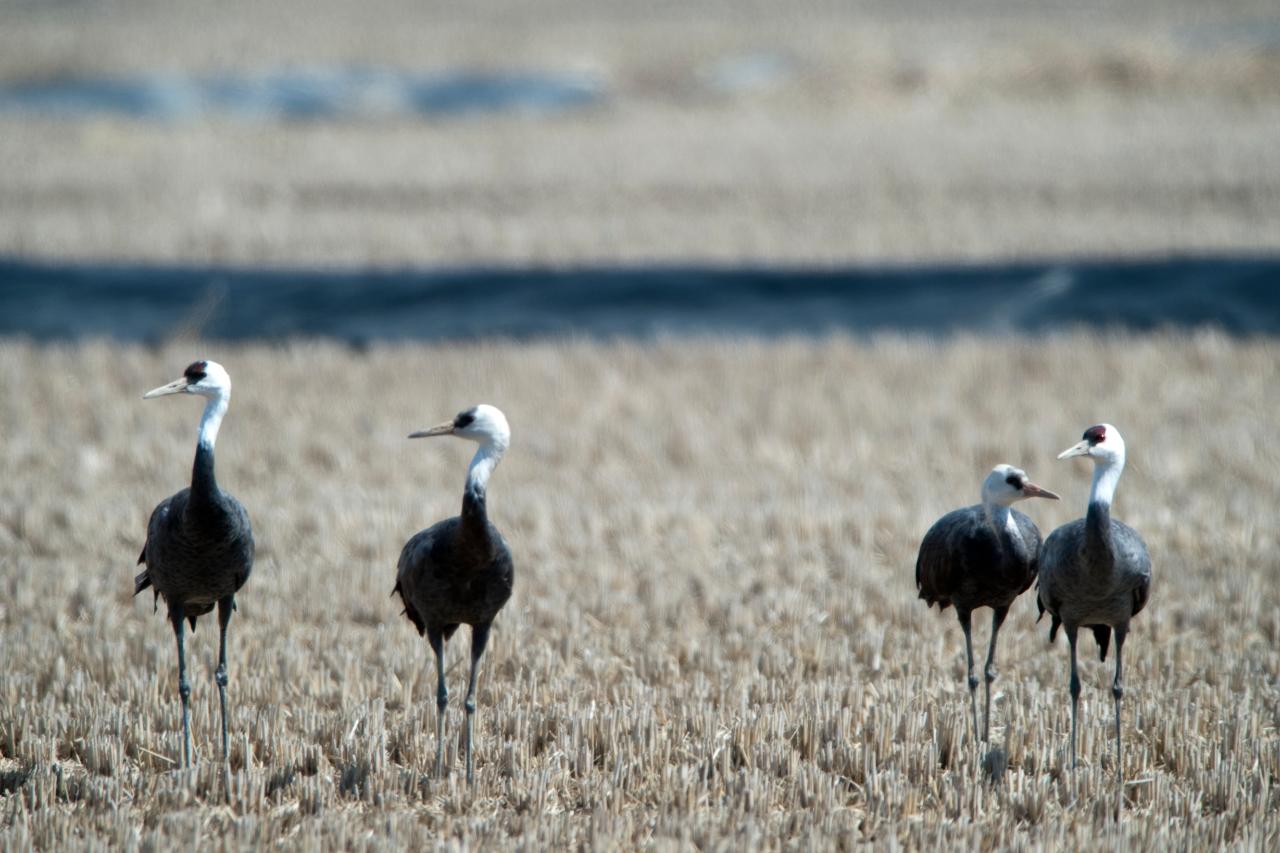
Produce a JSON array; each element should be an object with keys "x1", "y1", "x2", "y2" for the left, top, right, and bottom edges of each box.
[{"x1": 1, "y1": 0, "x2": 1278, "y2": 337}]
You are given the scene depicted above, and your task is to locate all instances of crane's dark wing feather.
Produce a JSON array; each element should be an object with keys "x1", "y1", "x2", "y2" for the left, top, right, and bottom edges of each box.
[
  {"x1": 393, "y1": 579, "x2": 427, "y2": 635},
  {"x1": 134, "y1": 503, "x2": 158, "y2": 601},
  {"x1": 1036, "y1": 520, "x2": 1081, "y2": 642},
  {"x1": 915, "y1": 508, "x2": 985, "y2": 611},
  {"x1": 1132, "y1": 575, "x2": 1151, "y2": 617},
  {"x1": 915, "y1": 528, "x2": 956, "y2": 610}
]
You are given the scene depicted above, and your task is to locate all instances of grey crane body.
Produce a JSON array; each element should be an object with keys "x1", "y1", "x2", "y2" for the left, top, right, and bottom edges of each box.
[
  {"x1": 394, "y1": 498, "x2": 514, "y2": 643},
  {"x1": 133, "y1": 360, "x2": 253, "y2": 779},
  {"x1": 915, "y1": 465, "x2": 1059, "y2": 743},
  {"x1": 136, "y1": 444, "x2": 254, "y2": 625},
  {"x1": 1037, "y1": 423, "x2": 1152, "y2": 779},
  {"x1": 916, "y1": 503, "x2": 1042, "y2": 614},
  {"x1": 394, "y1": 404, "x2": 514, "y2": 784},
  {"x1": 1038, "y1": 503, "x2": 1151, "y2": 654}
]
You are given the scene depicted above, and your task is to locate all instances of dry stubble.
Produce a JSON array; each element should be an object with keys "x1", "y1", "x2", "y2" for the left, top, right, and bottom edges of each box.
[{"x1": 0, "y1": 334, "x2": 1277, "y2": 849}]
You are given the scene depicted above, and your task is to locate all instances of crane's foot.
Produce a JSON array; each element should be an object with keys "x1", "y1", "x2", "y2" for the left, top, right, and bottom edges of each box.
[{"x1": 981, "y1": 746, "x2": 1007, "y2": 786}]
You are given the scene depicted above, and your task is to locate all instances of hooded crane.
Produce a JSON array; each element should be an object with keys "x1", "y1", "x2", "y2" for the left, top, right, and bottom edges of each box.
[
  {"x1": 393, "y1": 404, "x2": 514, "y2": 784},
  {"x1": 1038, "y1": 424, "x2": 1152, "y2": 772},
  {"x1": 916, "y1": 464, "x2": 1059, "y2": 743},
  {"x1": 135, "y1": 360, "x2": 254, "y2": 772}
]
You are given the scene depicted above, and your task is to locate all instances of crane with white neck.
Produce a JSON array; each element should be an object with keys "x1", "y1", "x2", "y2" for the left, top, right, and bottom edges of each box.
[
  {"x1": 135, "y1": 360, "x2": 254, "y2": 778},
  {"x1": 393, "y1": 404, "x2": 514, "y2": 784},
  {"x1": 1037, "y1": 423, "x2": 1152, "y2": 774},
  {"x1": 916, "y1": 464, "x2": 1059, "y2": 744}
]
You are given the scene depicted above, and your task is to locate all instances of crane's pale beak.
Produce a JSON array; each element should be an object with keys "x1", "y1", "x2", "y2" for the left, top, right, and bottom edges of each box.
[
  {"x1": 1021, "y1": 481, "x2": 1060, "y2": 500},
  {"x1": 408, "y1": 421, "x2": 455, "y2": 439},
  {"x1": 143, "y1": 377, "x2": 190, "y2": 399},
  {"x1": 1057, "y1": 440, "x2": 1092, "y2": 460}
]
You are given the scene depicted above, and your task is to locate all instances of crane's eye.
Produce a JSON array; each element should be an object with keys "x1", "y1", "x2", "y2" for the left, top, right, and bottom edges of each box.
[
  {"x1": 1005, "y1": 474, "x2": 1023, "y2": 489},
  {"x1": 454, "y1": 410, "x2": 476, "y2": 429}
]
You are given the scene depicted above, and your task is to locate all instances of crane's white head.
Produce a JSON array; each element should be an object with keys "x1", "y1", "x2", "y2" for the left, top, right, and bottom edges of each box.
[
  {"x1": 410, "y1": 404, "x2": 510, "y2": 450},
  {"x1": 411, "y1": 404, "x2": 510, "y2": 497},
  {"x1": 144, "y1": 360, "x2": 232, "y2": 449},
  {"x1": 1057, "y1": 423, "x2": 1125, "y2": 466},
  {"x1": 982, "y1": 464, "x2": 1060, "y2": 507},
  {"x1": 143, "y1": 360, "x2": 232, "y2": 401}
]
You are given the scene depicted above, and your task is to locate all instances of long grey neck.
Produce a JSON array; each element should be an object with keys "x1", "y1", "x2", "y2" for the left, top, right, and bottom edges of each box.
[
  {"x1": 461, "y1": 440, "x2": 505, "y2": 532},
  {"x1": 190, "y1": 394, "x2": 228, "y2": 506},
  {"x1": 1085, "y1": 458, "x2": 1123, "y2": 557}
]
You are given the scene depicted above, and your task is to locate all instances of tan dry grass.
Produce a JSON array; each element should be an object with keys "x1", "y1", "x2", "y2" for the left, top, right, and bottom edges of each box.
[
  {"x1": 0, "y1": 335, "x2": 1278, "y2": 849},
  {"x1": 3, "y1": 0, "x2": 1280, "y2": 265}
]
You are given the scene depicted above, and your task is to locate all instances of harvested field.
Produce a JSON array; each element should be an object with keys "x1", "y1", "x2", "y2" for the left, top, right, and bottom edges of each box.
[
  {"x1": 1, "y1": 335, "x2": 1277, "y2": 848},
  {"x1": 3, "y1": 1, "x2": 1280, "y2": 266}
]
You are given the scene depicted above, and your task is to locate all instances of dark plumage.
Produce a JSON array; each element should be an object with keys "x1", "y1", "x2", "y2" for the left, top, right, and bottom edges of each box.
[
  {"x1": 916, "y1": 505, "x2": 1042, "y2": 613},
  {"x1": 916, "y1": 464, "x2": 1059, "y2": 742},
  {"x1": 1036, "y1": 515, "x2": 1151, "y2": 660},
  {"x1": 136, "y1": 477, "x2": 253, "y2": 620},
  {"x1": 135, "y1": 360, "x2": 253, "y2": 776},
  {"x1": 394, "y1": 516, "x2": 513, "y2": 640},
  {"x1": 394, "y1": 404, "x2": 514, "y2": 783},
  {"x1": 1037, "y1": 423, "x2": 1152, "y2": 773}
]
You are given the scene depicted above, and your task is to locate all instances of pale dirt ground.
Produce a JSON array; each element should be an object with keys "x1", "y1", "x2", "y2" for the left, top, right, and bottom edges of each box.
[
  {"x1": 1, "y1": 0, "x2": 1279, "y2": 265},
  {"x1": 0, "y1": 336, "x2": 1278, "y2": 848}
]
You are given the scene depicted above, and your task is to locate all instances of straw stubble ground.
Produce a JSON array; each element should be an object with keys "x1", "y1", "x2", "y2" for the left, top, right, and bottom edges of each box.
[{"x1": 0, "y1": 335, "x2": 1277, "y2": 848}]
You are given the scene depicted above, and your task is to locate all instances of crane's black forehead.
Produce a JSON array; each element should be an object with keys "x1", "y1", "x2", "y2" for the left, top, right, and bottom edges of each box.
[
  {"x1": 1083, "y1": 425, "x2": 1107, "y2": 445},
  {"x1": 1005, "y1": 472, "x2": 1025, "y2": 487},
  {"x1": 453, "y1": 408, "x2": 477, "y2": 428},
  {"x1": 183, "y1": 361, "x2": 208, "y2": 381}
]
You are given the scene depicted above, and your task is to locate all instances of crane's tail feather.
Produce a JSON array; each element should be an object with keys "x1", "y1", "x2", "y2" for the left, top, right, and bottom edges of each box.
[
  {"x1": 1091, "y1": 625, "x2": 1111, "y2": 662},
  {"x1": 137, "y1": 545, "x2": 147, "y2": 565},
  {"x1": 133, "y1": 570, "x2": 161, "y2": 613},
  {"x1": 392, "y1": 581, "x2": 426, "y2": 635},
  {"x1": 1037, "y1": 592, "x2": 1064, "y2": 644}
]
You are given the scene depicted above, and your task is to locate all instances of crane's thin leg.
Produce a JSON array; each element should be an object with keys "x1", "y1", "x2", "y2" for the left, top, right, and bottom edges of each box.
[
  {"x1": 1112, "y1": 625, "x2": 1127, "y2": 779},
  {"x1": 983, "y1": 606, "x2": 1009, "y2": 743},
  {"x1": 958, "y1": 610, "x2": 980, "y2": 744},
  {"x1": 216, "y1": 595, "x2": 234, "y2": 798},
  {"x1": 170, "y1": 604, "x2": 192, "y2": 769},
  {"x1": 1066, "y1": 625, "x2": 1081, "y2": 770},
  {"x1": 464, "y1": 623, "x2": 492, "y2": 785},
  {"x1": 427, "y1": 627, "x2": 448, "y2": 778}
]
